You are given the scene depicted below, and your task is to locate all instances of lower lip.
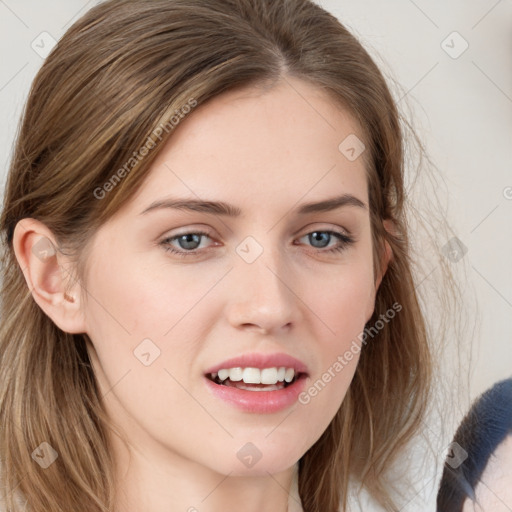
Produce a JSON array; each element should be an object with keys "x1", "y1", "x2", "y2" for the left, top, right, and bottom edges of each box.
[{"x1": 203, "y1": 374, "x2": 308, "y2": 413}]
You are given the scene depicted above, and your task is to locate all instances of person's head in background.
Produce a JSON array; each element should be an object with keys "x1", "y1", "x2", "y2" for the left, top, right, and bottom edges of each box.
[
  {"x1": 437, "y1": 378, "x2": 512, "y2": 512},
  {"x1": 0, "y1": 0, "x2": 453, "y2": 511}
]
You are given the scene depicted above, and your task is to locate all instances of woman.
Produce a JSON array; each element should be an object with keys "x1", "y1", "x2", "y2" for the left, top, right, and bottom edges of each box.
[{"x1": 0, "y1": 0, "x2": 459, "y2": 510}]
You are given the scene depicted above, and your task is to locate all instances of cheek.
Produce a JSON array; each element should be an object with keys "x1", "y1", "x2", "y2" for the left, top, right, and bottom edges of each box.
[
  {"x1": 307, "y1": 259, "x2": 376, "y2": 338},
  {"x1": 83, "y1": 260, "x2": 213, "y2": 433},
  {"x1": 82, "y1": 256, "x2": 228, "y2": 402},
  {"x1": 296, "y1": 260, "x2": 375, "y2": 414},
  {"x1": 85, "y1": 250, "x2": 223, "y2": 337}
]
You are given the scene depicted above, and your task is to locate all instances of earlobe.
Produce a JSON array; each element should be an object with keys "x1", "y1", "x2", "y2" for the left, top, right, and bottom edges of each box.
[{"x1": 12, "y1": 218, "x2": 86, "y2": 334}]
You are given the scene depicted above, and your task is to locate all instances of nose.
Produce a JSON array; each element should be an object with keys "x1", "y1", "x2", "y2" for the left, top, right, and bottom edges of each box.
[{"x1": 225, "y1": 243, "x2": 302, "y2": 334}]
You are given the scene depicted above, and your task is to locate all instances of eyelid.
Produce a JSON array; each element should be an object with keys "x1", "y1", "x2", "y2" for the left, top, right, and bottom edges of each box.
[
  {"x1": 160, "y1": 222, "x2": 352, "y2": 242},
  {"x1": 296, "y1": 222, "x2": 353, "y2": 238},
  {"x1": 159, "y1": 224, "x2": 215, "y2": 239}
]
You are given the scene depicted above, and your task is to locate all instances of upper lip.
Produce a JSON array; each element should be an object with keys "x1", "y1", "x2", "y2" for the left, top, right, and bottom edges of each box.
[{"x1": 204, "y1": 352, "x2": 309, "y2": 376}]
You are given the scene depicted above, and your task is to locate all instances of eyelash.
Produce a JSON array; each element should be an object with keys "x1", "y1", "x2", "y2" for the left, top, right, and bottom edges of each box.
[{"x1": 160, "y1": 229, "x2": 355, "y2": 258}]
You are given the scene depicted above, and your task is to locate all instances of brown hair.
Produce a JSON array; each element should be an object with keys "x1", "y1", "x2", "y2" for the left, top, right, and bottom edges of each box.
[{"x1": 0, "y1": 0, "x2": 462, "y2": 510}]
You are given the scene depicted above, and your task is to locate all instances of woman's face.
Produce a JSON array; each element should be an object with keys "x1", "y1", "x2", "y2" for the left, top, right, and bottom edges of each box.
[{"x1": 80, "y1": 76, "x2": 387, "y2": 477}]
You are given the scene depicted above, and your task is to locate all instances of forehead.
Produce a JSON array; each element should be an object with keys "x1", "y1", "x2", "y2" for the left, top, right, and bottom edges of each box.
[{"x1": 128, "y1": 77, "x2": 369, "y2": 213}]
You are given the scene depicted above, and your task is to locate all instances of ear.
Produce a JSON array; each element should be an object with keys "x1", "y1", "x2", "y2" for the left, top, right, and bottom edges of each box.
[
  {"x1": 12, "y1": 218, "x2": 87, "y2": 334},
  {"x1": 374, "y1": 218, "x2": 394, "y2": 290},
  {"x1": 364, "y1": 219, "x2": 395, "y2": 324}
]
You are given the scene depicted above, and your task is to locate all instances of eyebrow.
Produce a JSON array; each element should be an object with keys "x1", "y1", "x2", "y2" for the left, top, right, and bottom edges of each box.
[{"x1": 139, "y1": 193, "x2": 367, "y2": 217}]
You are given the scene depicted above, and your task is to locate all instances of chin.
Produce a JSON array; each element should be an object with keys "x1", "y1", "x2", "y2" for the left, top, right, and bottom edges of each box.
[{"x1": 227, "y1": 446, "x2": 300, "y2": 477}]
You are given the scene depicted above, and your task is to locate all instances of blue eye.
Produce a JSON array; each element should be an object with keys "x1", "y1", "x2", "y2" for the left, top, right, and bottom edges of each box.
[
  {"x1": 297, "y1": 231, "x2": 355, "y2": 253},
  {"x1": 161, "y1": 231, "x2": 213, "y2": 256},
  {"x1": 160, "y1": 229, "x2": 355, "y2": 258}
]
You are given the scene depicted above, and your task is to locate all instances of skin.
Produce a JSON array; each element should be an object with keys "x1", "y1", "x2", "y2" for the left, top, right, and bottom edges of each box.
[
  {"x1": 13, "y1": 75, "x2": 392, "y2": 512},
  {"x1": 462, "y1": 434, "x2": 512, "y2": 512}
]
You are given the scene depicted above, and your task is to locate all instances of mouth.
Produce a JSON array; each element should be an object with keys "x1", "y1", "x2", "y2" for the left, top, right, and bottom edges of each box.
[
  {"x1": 202, "y1": 353, "x2": 309, "y2": 412},
  {"x1": 205, "y1": 370, "x2": 306, "y2": 391},
  {"x1": 203, "y1": 366, "x2": 309, "y2": 413}
]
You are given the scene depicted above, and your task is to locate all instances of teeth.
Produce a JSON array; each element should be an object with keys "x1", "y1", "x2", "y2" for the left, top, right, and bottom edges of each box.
[
  {"x1": 217, "y1": 369, "x2": 230, "y2": 381},
  {"x1": 210, "y1": 367, "x2": 297, "y2": 385},
  {"x1": 243, "y1": 367, "x2": 261, "y2": 384},
  {"x1": 284, "y1": 368, "x2": 295, "y2": 383},
  {"x1": 228, "y1": 367, "x2": 243, "y2": 381}
]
